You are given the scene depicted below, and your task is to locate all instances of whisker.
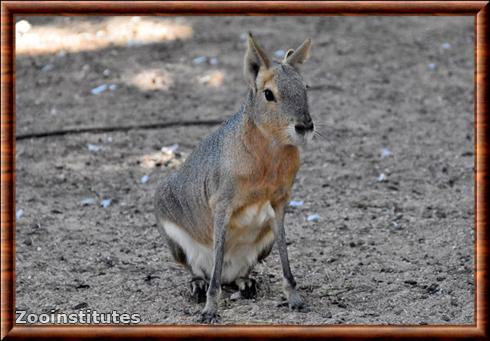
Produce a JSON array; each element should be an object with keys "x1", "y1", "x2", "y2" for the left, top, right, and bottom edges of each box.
[
  {"x1": 313, "y1": 130, "x2": 328, "y2": 141},
  {"x1": 313, "y1": 122, "x2": 331, "y2": 127}
]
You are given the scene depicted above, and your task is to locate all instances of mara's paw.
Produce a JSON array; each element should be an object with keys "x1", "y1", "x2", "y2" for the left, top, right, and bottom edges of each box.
[
  {"x1": 189, "y1": 278, "x2": 208, "y2": 304},
  {"x1": 198, "y1": 310, "x2": 221, "y2": 324},
  {"x1": 289, "y1": 291, "x2": 308, "y2": 312},
  {"x1": 237, "y1": 277, "x2": 257, "y2": 299}
]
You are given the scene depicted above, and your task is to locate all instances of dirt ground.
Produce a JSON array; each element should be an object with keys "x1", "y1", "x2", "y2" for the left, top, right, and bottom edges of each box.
[{"x1": 15, "y1": 16, "x2": 474, "y2": 325}]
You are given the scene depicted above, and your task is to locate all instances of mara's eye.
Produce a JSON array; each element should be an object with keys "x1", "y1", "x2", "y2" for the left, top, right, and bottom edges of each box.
[{"x1": 264, "y1": 89, "x2": 275, "y2": 102}]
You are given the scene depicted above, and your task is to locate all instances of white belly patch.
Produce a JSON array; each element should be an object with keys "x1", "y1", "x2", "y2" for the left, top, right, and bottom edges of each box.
[
  {"x1": 161, "y1": 201, "x2": 276, "y2": 283},
  {"x1": 233, "y1": 201, "x2": 276, "y2": 229}
]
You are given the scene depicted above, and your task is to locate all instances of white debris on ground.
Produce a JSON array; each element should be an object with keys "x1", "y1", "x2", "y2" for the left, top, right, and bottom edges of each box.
[
  {"x1": 289, "y1": 200, "x2": 304, "y2": 207},
  {"x1": 307, "y1": 214, "x2": 321, "y2": 222},
  {"x1": 192, "y1": 56, "x2": 208, "y2": 65},
  {"x1": 81, "y1": 198, "x2": 97, "y2": 206},
  {"x1": 139, "y1": 144, "x2": 186, "y2": 169},
  {"x1": 193, "y1": 56, "x2": 219, "y2": 66},
  {"x1": 377, "y1": 173, "x2": 387, "y2": 182},
  {"x1": 90, "y1": 83, "x2": 117, "y2": 95},
  {"x1": 274, "y1": 50, "x2": 286, "y2": 58},
  {"x1": 198, "y1": 71, "x2": 225, "y2": 87},
  {"x1": 90, "y1": 84, "x2": 108, "y2": 95},
  {"x1": 41, "y1": 64, "x2": 54, "y2": 72},
  {"x1": 380, "y1": 148, "x2": 393, "y2": 159},
  {"x1": 140, "y1": 175, "x2": 150, "y2": 184},
  {"x1": 127, "y1": 40, "x2": 144, "y2": 47},
  {"x1": 161, "y1": 144, "x2": 179, "y2": 154},
  {"x1": 16, "y1": 209, "x2": 24, "y2": 220},
  {"x1": 441, "y1": 42, "x2": 451, "y2": 49},
  {"x1": 100, "y1": 199, "x2": 112, "y2": 208},
  {"x1": 87, "y1": 143, "x2": 102, "y2": 152},
  {"x1": 427, "y1": 63, "x2": 437, "y2": 71}
]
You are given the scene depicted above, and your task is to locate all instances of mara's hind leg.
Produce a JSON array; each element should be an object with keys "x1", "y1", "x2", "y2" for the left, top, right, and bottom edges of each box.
[
  {"x1": 159, "y1": 221, "x2": 213, "y2": 304},
  {"x1": 164, "y1": 234, "x2": 189, "y2": 267},
  {"x1": 232, "y1": 240, "x2": 274, "y2": 300},
  {"x1": 166, "y1": 235, "x2": 209, "y2": 303},
  {"x1": 232, "y1": 229, "x2": 275, "y2": 299},
  {"x1": 190, "y1": 277, "x2": 208, "y2": 303},
  {"x1": 235, "y1": 277, "x2": 257, "y2": 299}
]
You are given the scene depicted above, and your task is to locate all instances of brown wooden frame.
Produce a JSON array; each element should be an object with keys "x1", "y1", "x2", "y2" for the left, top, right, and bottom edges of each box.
[{"x1": 1, "y1": 1, "x2": 488, "y2": 340}]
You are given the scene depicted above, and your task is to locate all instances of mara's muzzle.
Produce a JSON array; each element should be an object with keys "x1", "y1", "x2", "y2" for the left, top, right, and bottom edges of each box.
[{"x1": 294, "y1": 116, "x2": 314, "y2": 135}]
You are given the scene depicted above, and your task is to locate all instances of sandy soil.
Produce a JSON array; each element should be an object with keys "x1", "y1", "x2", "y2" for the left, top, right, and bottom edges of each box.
[{"x1": 15, "y1": 16, "x2": 474, "y2": 324}]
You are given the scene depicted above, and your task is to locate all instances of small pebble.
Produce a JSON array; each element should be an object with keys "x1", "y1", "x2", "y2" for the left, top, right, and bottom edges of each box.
[
  {"x1": 102, "y1": 69, "x2": 111, "y2": 77},
  {"x1": 380, "y1": 148, "x2": 393, "y2": 159},
  {"x1": 81, "y1": 198, "x2": 96, "y2": 206},
  {"x1": 91, "y1": 84, "x2": 108, "y2": 95},
  {"x1": 161, "y1": 143, "x2": 179, "y2": 154},
  {"x1": 16, "y1": 209, "x2": 24, "y2": 220},
  {"x1": 427, "y1": 63, "x2": 437, "y2": 71},
  {"x1": 307, "y1": 214, "x2": 321, "y2": 222},
  {"x1": 192, "y1": 56, "x2": 208, "y2": 65},
  {"x1": 100, "y1": 199, "x2": 112, "y2": 208},
  {"x1": 441, "y1": 42, "x2": 451, "y2": 49},
  {"x1": 392, "y1": 221, "x2": 401, "y2": 229},
  {"x1": 274, "y1": 50, "x2": 286, "y2": 58},
  {"x1": 41, "y1": 64, "x2": 54, "y2": 72},
  {"x1": 127, "y1": 40, "x2": 144, "y2": 47},
  {"x1": 377, "y1": 173, "x2": 387, "y2": 182},
  {"x1": 289, "y1": 200, "x2": 304, "y2": 207},
  {"x1": 87, "y1": 143, "x2": 102, "y2": 152},
  {"x1": 140, "y1": 175, "x2": 150, "y2": 184}
]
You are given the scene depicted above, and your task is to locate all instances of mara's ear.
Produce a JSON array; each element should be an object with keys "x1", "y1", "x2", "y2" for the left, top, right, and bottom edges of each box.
[
  {"x1": 285, "y1": 38, "x2": 312, "y2": 66},
  {"x1": 244, "y1": 33, "x2": 271, "y2": 89},
  {"x1": 282, "y1": 49, "x2": 295, "y2": 63}
]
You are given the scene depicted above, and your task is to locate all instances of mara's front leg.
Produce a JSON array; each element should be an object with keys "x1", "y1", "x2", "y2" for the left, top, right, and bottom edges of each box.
[
  {"x1": 273, "y1": 204, "x2": 306, "y2": 311},
  {"x1": 199, "y1": 203, "x2": 231, "y2": 323}
]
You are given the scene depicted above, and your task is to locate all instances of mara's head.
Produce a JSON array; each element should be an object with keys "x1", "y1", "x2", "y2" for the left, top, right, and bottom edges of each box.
[{"x1": 244, "y1": 33, "x2": 314, "y2": 146}]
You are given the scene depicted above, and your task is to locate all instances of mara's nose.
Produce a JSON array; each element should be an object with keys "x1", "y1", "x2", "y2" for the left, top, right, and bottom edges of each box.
[{"x1": 295, "y1": 116, "x2": 314, "y2": 135}]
